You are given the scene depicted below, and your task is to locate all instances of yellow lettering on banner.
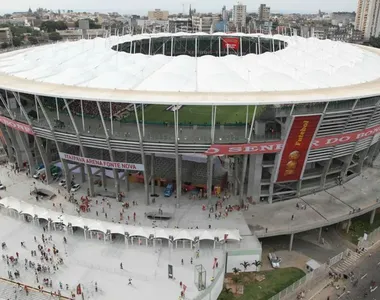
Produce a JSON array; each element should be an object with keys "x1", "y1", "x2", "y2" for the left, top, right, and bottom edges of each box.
[{"x1": 295, "y1": 120, "x2": 309, "y2": 146}]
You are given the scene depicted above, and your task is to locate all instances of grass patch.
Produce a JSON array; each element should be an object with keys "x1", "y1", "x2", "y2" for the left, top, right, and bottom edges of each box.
[
  {"x1": 124, "y1": 105, "x2": 265, "y2": 126},
  {"x1": 219, "y1": 267, "x2": 305, "y2": 300},
  {"x1": 344, "y1": 211, "x2": 380, "y2": 244}
]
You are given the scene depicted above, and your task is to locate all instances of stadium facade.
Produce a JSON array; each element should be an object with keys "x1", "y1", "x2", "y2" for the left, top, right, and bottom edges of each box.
[{"x1": 1, "y1": 33, "x2": 380, "y2": 205}]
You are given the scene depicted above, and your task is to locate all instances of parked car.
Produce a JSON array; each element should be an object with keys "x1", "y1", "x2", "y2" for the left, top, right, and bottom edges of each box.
[
  {"x1": 164, "y1": 184, "x2": 174, "y2": 197},
  {"x1": 33, "y1": 168, "x2": 45, "y2": 179},
  {"x1": 268, "y1": 252, "x2": 281, "y2": 268},
  {"x1": 0, "y1": 183, "x2": 6, "y2": 190},
  {"x1": 70, "y1": 184, "x2": 81, "y2": 193},
  {"x1": 59, "y1": 180, "x2": 66, "y2": 187}
]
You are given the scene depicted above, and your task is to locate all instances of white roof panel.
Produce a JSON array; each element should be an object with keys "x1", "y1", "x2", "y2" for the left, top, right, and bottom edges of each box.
[{"x1": 1, "y1": 33, "x2": 380, "y2": 105}]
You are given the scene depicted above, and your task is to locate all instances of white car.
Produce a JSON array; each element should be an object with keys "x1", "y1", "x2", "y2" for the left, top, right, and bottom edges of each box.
[
  {"x1": 70, "y1": 184, "x2": 81, "y2": 193},
  {"x1": 0, "y1": 183, "x2": 6, "y2": 190},
  {"x1": 59, "y1": 180, "x2": 66, "y2": 187}
]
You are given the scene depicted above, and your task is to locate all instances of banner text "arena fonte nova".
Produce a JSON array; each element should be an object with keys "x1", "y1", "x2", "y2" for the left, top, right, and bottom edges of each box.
[{"x1": 59, "y1": 153, "x2": 144, "y2": 171}]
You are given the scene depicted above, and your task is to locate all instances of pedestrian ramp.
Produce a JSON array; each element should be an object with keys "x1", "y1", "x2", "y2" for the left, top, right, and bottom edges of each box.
[
  {"x1": 0, "y1": 279, "x2": 64, "y2": 300},
  {"x1": 330, "y1": 250, "x2": 364, "y2": 274}
]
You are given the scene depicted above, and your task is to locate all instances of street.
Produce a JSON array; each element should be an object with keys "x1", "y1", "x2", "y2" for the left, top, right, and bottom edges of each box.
[{"x1": 337, "y1": 249, "x2": 380, "y2": 300}]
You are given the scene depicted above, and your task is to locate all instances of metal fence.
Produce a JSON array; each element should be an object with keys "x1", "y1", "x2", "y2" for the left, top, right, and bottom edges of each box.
[
  {"x1": 267, "y1": 263, "x2": 329, "y2": 300},
  {"x1": 357, "y1": 225, "x2": 380, "y2": 249},
  {"x1": 192, "y1": 252, "x2": 226, "y2": 300}
]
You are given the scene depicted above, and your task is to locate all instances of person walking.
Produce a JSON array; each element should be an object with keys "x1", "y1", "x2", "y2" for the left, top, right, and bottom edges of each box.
[{"x1": 120, "y1": 262, "x2": 123, "y2": 270}]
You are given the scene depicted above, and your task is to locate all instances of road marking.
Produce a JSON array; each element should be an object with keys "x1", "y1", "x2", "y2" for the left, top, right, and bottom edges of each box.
[
  {"x1": 337, "y1": 292, "x2": 346, "y2": 299},
  {"x1": 361, "y1": 273, "x2": 368, "y2": 279}
]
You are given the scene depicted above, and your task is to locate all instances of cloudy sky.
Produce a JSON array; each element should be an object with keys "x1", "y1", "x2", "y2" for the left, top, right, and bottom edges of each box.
[{"x1": 2, "y1": 0, "x2": 357, "y2": 14}]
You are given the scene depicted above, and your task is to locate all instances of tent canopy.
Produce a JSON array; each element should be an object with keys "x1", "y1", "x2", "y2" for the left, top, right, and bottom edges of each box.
[{"x1": 0, "y1": 197, "x2": 241, "y2": 242}]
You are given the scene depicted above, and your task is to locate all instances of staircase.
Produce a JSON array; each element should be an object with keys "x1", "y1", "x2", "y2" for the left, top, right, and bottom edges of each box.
[{"x1": 330, "y1": 249, "x2": 364, "y2": 274}]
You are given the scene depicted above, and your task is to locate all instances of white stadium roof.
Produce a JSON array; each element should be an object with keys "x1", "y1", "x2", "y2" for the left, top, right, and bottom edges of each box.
[{"x1": 1, "y1": 32, "x2": 380, "y2": 105}]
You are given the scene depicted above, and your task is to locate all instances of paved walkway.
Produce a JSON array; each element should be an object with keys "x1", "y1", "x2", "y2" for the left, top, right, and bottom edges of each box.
[
  {"x1": 244, "y1": 167, "x2": 380, "y2": 238},
  {"x1": 1, "y1": 164, "x2": 380, "y2": 244}
]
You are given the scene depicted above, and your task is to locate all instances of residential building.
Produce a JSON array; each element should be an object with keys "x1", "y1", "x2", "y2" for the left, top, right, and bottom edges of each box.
[
  {"x1": 232, "y1": 2, "x2": 247, "y2": 29},
  {"x1": 192, "y1": 15, "x2": 220, "y2": 33},
  {"x1": 222, "y1": 6, "x2": 229, "y2": 22},
  {"x1": 258, "y1": 4, "x2": 271, "y2": 21},
  {"x1": 0, "y1": 28, "x2": 12, "y2": 44},
  {"x1": 168, "y1": 18, "x2": 192, "y2": 33},
  {"x1": 56, "y1": 28, "x2": 108, "y2": 40},
  {"x1": 355, "y1": 0, "x2": 380, "y2": 40},
  {"x1": 148, "y1": 9, "x2": 169, "y2": 21}
]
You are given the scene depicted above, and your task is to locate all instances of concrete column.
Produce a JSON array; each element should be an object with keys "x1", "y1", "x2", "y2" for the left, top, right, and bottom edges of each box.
[
  {"x1": 45, "y1": 140, "x2": 52, "y2": 163},
  {"x1": 80, "y1": 165, "x2": 86, "y2": 183},
  {"x1": 7, "y1": 128, "x2": 23, "y2": 167},
  {"x1": 150, "y1": 153, "x2": 155, "y2": 195},
  {"x1": 318, "y1": 227, "x2": 322, "y2": 243},
  {"x1": 246, "y1": 154, "x2": 263, "y2": 201},
  {"x1": 233, "y1": 159, "x2": 239, "y2": 196},
  {"x1": 125, "y1": 152, "x2": 130, "y2": 192},
  {"x1": 101, "y1": 168, "x2": 107, "y2": 189},
  {"x1": 239, "y1": 154, "x2": 248, "y2": 205},
  {"x1": 370, "y1": 209, "x2": 376, "y2": 225},
  {"x1": 17, "y1": 131, "x2": 35, "y2": 173},
  {"x1": 346, "y1": 219, "x2": 352, "y2": 234},
  {"x1": 0, "y1": 125, "x2": 14, "y2": 162},
  {"x1": 289, "y1": 233, "x2": 294, "y2": 251},
  {"x1": 207, "y1": 156, "x2": 214, "y2": 202}
]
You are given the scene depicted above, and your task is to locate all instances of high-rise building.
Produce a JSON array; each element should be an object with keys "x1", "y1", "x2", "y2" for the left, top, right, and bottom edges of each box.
[
  {"x1": 258, "y1": 4, "x2": 271, "y2": 21},
  {"x1": 232, "y1": 2, "x2": 247, "y2": 29},
  {"x1": 222, "y1": 5, "x2": 229, "y2": 22},
  {"x1": 148, "y1": 9, "x2": 169, "y2": 21},
  {"x1": 355, "y1": 0, "x2": 380, "y2": 40}
]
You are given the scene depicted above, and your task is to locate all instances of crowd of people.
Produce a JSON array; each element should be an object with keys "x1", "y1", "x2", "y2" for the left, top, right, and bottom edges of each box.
[
  {"x1": 1, "y1": 233, "x2": 77, "y2": 299},
  {"x1": 69, "y1": 101, "x2": 129, "y2": 119}
]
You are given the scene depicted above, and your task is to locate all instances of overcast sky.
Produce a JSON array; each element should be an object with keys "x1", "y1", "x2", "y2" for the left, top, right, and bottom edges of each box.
[{"x1": 1, "y1": 0, "x2": 358, "y2": 14}]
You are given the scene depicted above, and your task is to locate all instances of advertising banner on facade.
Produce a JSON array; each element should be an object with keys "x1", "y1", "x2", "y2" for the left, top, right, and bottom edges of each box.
[
  {"x1": 0, "y1": 116, "x2": 35, "y2": 135},
  {"x1": 205, "y1": 123, "x2": 380, "y2": 155},
  {"x1": 222, "y1": 37, "x2": 240, "y2": 50},
  {"x1": 59, "y1": 152, "x2": 144, "y2": 171},
  {"x1": 276, "y1": 115, "x2": 321, "y2": 182}
]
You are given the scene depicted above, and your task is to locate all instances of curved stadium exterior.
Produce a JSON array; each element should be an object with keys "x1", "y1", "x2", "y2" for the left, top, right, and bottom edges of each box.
[{"x1": 1, "y1": 32, "x2": 380, "y2": 204}]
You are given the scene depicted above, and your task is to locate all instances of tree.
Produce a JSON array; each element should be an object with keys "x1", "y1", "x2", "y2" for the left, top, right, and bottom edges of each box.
[
  {"x1": 75, "y1": 19, "x2": 101, "y2": 29},
  {"x1": 12, "y1": 37, "x2": 22, "y2": 47},
  {"x1": 28, "y1": 36, "x2": 38, "y2": 45},
  {"x1": 48, "y1": 32, "x2": 62, "y2": 41},
  {"x1": 1, "y1": 42, "x2": 8, "y2": 49},
  {"x1": 252, "y1": 260, "x2": 262, "y2": 271},
  {"x1": 232, "y1": 267, "x2": 241, "y2": 275},
  {"x1": 240, "y1": 261, "x2": 250, "y2": 272},
  {"x1": 41, "y1": 20, "x2": 67, "y2": 33},
  {"x1": 369, "y1": 36, "x2": 380, "y2": 49}
]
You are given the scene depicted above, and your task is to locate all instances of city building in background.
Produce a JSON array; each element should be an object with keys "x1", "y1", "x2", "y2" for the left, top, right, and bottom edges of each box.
[
  {"x1": 148, "y1": 9, "x2": 169, "y2": 21},
  {"x1": 0, "y1": 27, "x2": 12, "y2": 45},
  {"x1": 232, "y1": 2, "x2": 247, "y2": 29},
  {"x1": 258, "y1": 4, "x2": 271, "y2": 21},
  {"x1": 355, "y1": 0, "x2": 380, "y2": 40}
]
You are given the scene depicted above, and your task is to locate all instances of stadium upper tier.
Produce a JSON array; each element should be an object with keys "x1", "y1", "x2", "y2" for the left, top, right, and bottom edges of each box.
[{"x1": 1, "y1": 33, "x2": 380, "y2": 105}]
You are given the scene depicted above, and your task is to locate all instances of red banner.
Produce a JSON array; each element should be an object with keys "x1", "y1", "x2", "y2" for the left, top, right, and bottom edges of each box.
[
  {"x1": 222, "y1": 37, "x2": 240, "y2": 50},
  {"x1": 205, "y1": 123, "x2": 380, "y2": 155},
  {"x1": 276, "y1": 115, "x2": 321, "y2": 182},
  {"x1": 0, "y1": 116, "x2": 35, "y2": 135}
]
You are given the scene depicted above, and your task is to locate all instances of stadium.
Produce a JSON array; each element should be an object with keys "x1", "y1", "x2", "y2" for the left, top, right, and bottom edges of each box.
[{"x1": 1, "y1": 32, "x2": 380, "y2": 205}]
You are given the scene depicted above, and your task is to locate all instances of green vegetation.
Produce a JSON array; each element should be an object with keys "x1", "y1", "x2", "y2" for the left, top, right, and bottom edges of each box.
[
  {"x1": 125, "y1": 105, "x2": 265, "y2": 126},
  {"x1": 74, "y1": 19, "x2": 101, "y2": 29},
  {"x1": 218, "y1": 267, "x2": 305, "y2": 300},
  {"x1": 40, "y1": 20, "x2": 68, "y2": 33},
  {"x1": 345, "y1": 211, "x2": 380, "y2": 244}
]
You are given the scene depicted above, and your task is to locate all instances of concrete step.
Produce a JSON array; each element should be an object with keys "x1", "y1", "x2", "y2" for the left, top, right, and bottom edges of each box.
[{"x1": 331, "y1": 250, "x2": 364, "y2": 274}]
